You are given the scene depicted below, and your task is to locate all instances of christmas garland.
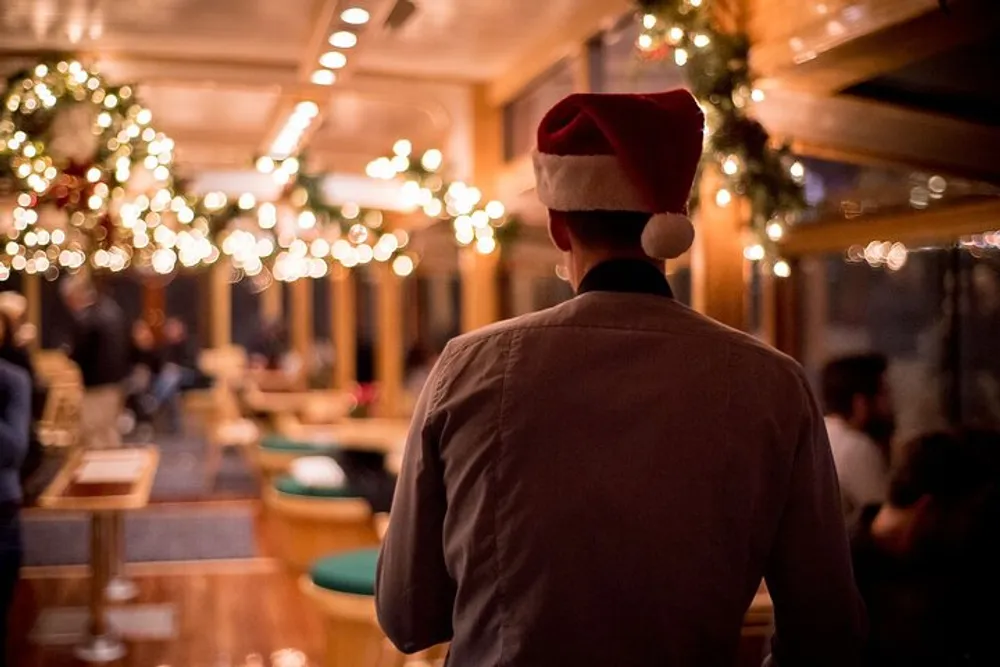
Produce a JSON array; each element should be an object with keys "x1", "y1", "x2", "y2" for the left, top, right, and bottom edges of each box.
[
  {"x1": 368, "y1": 140, "x2": 519, "y2": 255},
  {"x1": 0, "y1": 59, "x2": 208, "y2": 278},
  {"x1": 634, "y1": 0, "x2": 804, "y2": 276},
  {"x1": 197, "y1": 157, "x2": 415, "y2": 281},
  {"x1": 0, "y1": 58, "x2": 511, "y2": 282}
]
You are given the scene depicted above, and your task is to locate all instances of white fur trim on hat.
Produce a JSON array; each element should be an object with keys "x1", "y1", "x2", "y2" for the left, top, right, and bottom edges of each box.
[
  {"x1": 533, "y1": 151, "x2": 647, "y2": 212},
  {"x1": 641, "y1": 213, "x2": 694, "y2": 260}
]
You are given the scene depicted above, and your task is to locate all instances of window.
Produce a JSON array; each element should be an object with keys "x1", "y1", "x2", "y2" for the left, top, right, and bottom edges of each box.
[
  {"x1": 594, "y1": 16, "x2": 687, "y2": 95},
  {"x1": 795, "y1": 157, "x2": 1000, "y2": 225},
  {"x1": 502, "y1": 60, "x2": 575, "y2": 161},
  {"x1": 795, "y1": 243, "x2": 1000, "y2": 444}
]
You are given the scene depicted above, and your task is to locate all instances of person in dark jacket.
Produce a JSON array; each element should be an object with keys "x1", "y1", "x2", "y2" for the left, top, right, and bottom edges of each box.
[
  {"x1": 60, "y1": 275, "x2": 128, "y2": 449},
  {"x1": 0, "y1": 359, "x2": 31, "y2": 667},
  {"x1": 851, "y1": 430, "x2": 1000, "y2": 666}
]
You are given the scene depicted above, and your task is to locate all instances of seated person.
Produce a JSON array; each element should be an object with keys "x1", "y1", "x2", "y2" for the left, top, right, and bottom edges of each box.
[
  {"x1": 153, "y1": 318, "x2": 204, "y2": 432},
  {"x1": 851, "y1": 430, "x2": 1000, "y2": 666},
  {"x1": 822, "y1": 353, "x2": 895, "y2": 523},
  {"x1": 124, "y1": 320, "x2": 163, "y2": 434}
]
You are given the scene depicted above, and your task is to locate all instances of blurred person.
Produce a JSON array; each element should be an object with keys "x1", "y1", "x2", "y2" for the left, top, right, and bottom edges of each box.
[
  {"x1": 125, "y1": 320, "x2": 162, "y2": 435},
  {"x1": 0, "y1": 313, "x2": 41, "y2": 487},
  {"x1": 0, "y1": 359, "x2": 31, "y2": 667},
  {"x1": 61, "y1": 275, "x2": 128, "y2": 449},
  {"x1": 851, "y1": 429, "x2": 1000, "y2": 666},
  {"x1": 822, "y1": 353, "x2": 895, "y2": 522},
  {"x1": 378, "y1": 91, "x2": 865, "y2": 666},
  {"x1": 152, "y1": 318, "x2": 201, "y2": 432},
  {"x1": 248, "y1": 317, "x2": 287, "y2": 371}
]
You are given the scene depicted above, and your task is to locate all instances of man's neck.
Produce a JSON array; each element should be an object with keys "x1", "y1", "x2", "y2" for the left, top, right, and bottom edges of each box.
[{"x1": 570, "y1": 252, "x2": 662, "y2": 291}]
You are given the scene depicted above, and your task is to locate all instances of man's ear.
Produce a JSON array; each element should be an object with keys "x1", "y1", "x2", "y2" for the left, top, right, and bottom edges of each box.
[{"x1": 548, "y1": 212, "x2": 572, "y2": 252}]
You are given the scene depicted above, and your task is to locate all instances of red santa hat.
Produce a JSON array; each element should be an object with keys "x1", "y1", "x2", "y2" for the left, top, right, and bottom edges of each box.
[{"x1": 532, "y1": 90, "x2": 705, "y2": 259}]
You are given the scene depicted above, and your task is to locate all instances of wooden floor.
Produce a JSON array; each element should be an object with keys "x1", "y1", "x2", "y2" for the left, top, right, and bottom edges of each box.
[
  {"x1": 10, "y1": 498, "x2": 326, "y2": 667},
  {"x1": 10, "y1": 563, "x2": 324, "y2": 667}
]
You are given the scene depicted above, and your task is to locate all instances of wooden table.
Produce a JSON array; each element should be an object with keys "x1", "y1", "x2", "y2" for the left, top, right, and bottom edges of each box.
[{"x1": 38, "y1": 447, "x2": 159, "y2": 663}]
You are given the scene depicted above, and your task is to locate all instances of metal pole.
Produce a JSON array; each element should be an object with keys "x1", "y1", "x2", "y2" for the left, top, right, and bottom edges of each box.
[{"x1": 75, "y1": 513, "x2": 126, "y2": 662}]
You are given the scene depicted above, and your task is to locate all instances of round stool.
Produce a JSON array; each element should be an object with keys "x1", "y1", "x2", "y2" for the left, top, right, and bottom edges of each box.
[
  {"x1": 265, "y1": 476, "x2": 378, "y2": 571},
  {"x1": 255, "y1": 434, "x2": 338, "y2": 481},
  {"x1": 302, "y1": 549, "x2": 387, "y2": 667},
  {"x1": 302, "y1": 550, "x2": 448, "y2": 667}
]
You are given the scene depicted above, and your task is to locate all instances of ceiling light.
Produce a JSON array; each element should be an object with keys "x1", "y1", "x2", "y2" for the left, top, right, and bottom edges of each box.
[
  {"x1": 319, "y1": 51, "x2": 348, "y2": 69},
  {"x1": 295, "y1": 100, "x2": 319, "y2": 117},
  {"x1": 341, "y1": 7, "x2": 369, "y2": 24},
  {"x1": 311, "y1": 69, "x2": 336, "y2": 85},
  {"x1": 329, "y1": 31, "x2": 358, "y2": 48}
]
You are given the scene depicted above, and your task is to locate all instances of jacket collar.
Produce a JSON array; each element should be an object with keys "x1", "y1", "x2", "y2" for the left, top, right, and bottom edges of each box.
[{"x1": 577, "y1": 259, "x2": 674, "y2": 299}]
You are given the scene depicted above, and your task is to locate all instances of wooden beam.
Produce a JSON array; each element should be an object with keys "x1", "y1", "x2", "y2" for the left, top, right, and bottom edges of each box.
[
  {"x1": 460, "y1": 248, "x2": 500, "y2": 333},
  {"x1": 331, "y1": 266, "x2": 357, "y2": 391},
  {"x1": 753, "y1": 0, "x2": 999, "y2": 94},
  {"x1": 488, "y1": 0, "x2": 630, "y2": 106},
  {"x1": 780, "y1": 199, "x2": 1000, "y2": 257},
  {"x1": 23, "y1": 273, "x2": 40, "y2": 351},
  {"x1": 290, "y1": 278, "x2": 313, "y2": 387},
  {"x1": 691, "y1": 169, "x2": 748, "y2": 330},
  {"x1": 375, "y1": 264, "x2": 404, "y2": 417},
  {"x1": 755, "y1": 89, "x2": 1000, "y2": 183},
  {"x1": 209, "y1": 262, "x2": 232, "y2": 348}
]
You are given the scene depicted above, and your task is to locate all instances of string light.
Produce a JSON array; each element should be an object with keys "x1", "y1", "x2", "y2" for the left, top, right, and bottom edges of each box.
[{"x1": 773, "y1": 260, "x2": 791, "y2": 278}]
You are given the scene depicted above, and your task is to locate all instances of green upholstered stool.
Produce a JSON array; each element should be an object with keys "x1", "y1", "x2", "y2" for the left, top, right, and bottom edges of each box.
[
  {"x1": 262, "y1": 434, "x2": 338, "y2": 453},
  {"x1": 302, "y1": 551, "x2": 449, "y2": 667},
  {"x1": 274, "y1": 476, "x2": 357, "y2": 499},
  {"x1": 311, "y1": 549, "x2": 379, "y2": 596},
  {"x1": 265, "y1": 478, "x2": 377, "y2": 573}
]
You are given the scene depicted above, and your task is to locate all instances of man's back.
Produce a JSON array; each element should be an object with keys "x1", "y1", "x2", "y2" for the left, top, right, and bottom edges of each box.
[{"x1": 378, "y1": 291, "x2": 865, "y2": 666}]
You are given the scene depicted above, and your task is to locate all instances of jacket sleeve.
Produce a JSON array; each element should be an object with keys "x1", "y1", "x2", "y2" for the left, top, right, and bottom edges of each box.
[
  {"x1": 376, "y1": 355, "x2": 456, "y2": 654},
  {"x1": 764, "y1": 374, "x2": 867, "y2": 667},
  {"x1": 0, "y1": 365, "x2": 31, "y2": 470}
]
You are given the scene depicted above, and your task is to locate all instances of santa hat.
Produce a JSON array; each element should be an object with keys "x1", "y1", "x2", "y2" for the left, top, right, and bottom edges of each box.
[{"x1": 532, "y1": 90, "x2": 704, "y2": 259}]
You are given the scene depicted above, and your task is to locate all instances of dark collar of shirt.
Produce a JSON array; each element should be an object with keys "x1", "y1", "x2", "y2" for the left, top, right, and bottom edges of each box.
[{"x1": 577, "y1": 259, "x2": 674, "y2": 299}]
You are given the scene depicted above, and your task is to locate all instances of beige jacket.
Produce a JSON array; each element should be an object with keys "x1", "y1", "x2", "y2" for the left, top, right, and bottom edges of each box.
[{"x1": 377, "y1": 263, "x2": 865, "y2": 666}]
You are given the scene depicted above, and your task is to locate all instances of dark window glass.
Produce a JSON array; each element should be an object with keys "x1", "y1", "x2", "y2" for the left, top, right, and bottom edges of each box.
[
  {"x1": 597, "y1": 17, "x2": 687, "y2": 95},
  {"x1": 792, "y1": 245, "x2": 1000, "y2": 443},
  {"x1": 502, "y1": 60, "x2": 575, "y2": 161}
]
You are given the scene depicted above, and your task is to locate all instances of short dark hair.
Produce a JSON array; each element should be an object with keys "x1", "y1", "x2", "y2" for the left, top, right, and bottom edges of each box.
[
  {"x1": 821, "y1": 353, "x2": 888, "y2": 417},
  {"x1": 554, "y1": 210, "x2": 651, "y2": 250}
]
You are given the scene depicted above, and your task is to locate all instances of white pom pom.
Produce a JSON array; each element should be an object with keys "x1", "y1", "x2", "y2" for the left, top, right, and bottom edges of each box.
[{"x1": 641, "y1": 213, "x2": 694, "y2": 259}]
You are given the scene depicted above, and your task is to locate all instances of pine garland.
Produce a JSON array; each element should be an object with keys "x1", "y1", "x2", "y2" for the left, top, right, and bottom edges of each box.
[{"x1": 635, "y1": 0, "x2": 804, "y2": 276}]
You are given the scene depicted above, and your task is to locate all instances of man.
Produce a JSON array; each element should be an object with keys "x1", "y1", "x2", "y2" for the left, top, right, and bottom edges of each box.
[
  {"x1": 851, "y1": 430, "x2": 1000, "y2": 666},
  {"x1": 0, "y1": 359, "x2": 31, "y2": 666},
  {"x1": 61, "y1": 275, "x2": 128, "y2": 449},
  {"x1": 822, "y1": 354, "x2": 895, "y2": 523},
  {"x1": 377, "y1": 90, "x2": 865, "y2": 665}
]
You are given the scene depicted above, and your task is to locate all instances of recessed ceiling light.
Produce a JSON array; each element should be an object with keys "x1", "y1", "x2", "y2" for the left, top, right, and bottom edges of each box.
[
  {"x1": 341, "y1": 7, "x2": 369, "y2": 25},
  {"x1": 311, "y1": 69, "x2": 336, "y2": 85},
  {"x1": 319, "y1": 51, "x2": 348, "y2": 69},
  {"x1": 329, "y1": 31, "x2": 358, "y2": 48}
]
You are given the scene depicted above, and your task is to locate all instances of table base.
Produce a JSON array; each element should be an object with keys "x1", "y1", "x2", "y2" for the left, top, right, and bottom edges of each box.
[{"x1": 74, "y1": 633, "x2": 127, "y2": 663}]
